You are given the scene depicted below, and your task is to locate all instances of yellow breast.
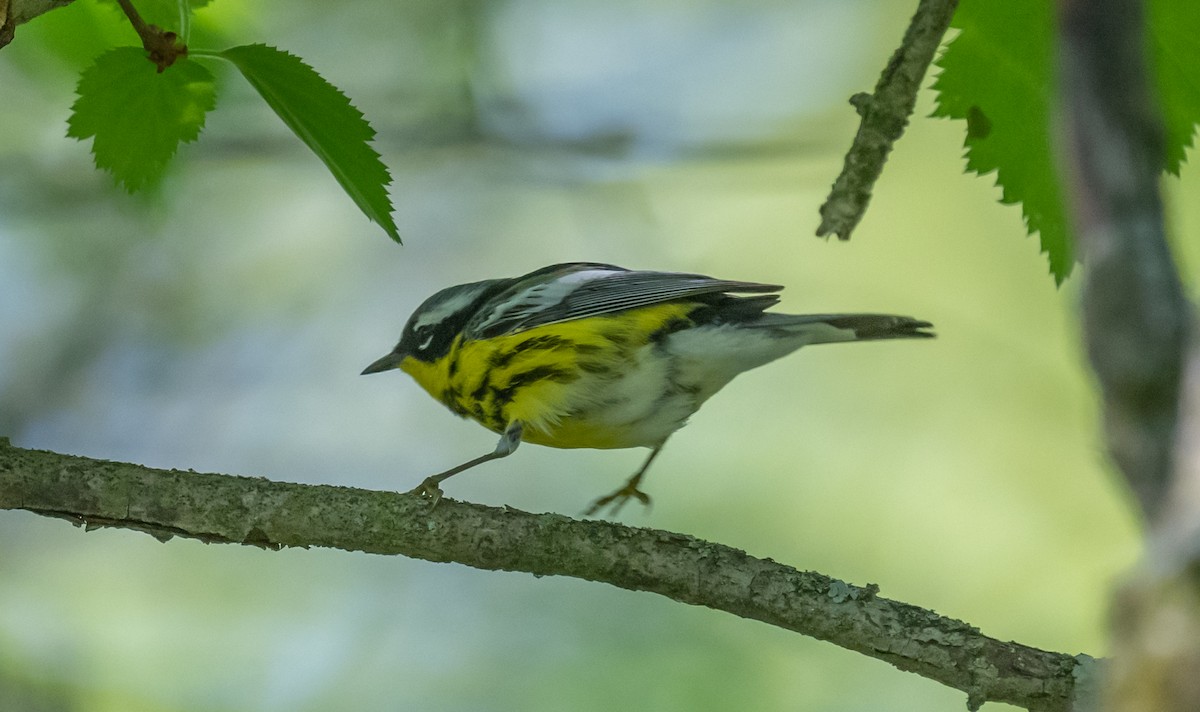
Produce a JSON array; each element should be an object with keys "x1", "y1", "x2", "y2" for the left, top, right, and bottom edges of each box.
[{"x1": 400, "y1": 302, "x2": 698, "y2": 449}]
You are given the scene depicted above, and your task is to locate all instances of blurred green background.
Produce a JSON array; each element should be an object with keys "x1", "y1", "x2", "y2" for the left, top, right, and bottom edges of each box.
[{"x1": 2, "y1": 0, "x2": 1186, "y2": 709}]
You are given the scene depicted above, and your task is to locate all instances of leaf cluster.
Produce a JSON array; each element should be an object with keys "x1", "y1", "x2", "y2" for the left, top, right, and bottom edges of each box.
[
  {"x1": 65, "y1": 4, "x2": 398, "y2": 240},
  {"x1": 34, "y1": 0, "x2": 1200, "y2": 277}
]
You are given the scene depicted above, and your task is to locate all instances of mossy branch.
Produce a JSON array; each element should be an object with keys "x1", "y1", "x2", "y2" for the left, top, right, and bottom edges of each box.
[{"x1": 0, "y1": 438, "x2": 1090, "y2": 711}]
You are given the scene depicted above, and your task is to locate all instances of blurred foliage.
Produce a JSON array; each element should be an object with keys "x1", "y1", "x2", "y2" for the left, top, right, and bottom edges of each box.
[
  {"x1": 932, "y1": 0, "x2": 1200, "y2": 284},
  {"x1": 0, "y1": 0, "x2": 1173, "y2": 710},
  {"x1": 94, "y1": 0, "x2": 214, "y2": 35}
]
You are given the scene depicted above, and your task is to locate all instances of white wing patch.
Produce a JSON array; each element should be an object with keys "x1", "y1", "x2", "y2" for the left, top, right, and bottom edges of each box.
[
  {"x1": 465, "y1": 263, "x2": 781, "y2": 339},
  {"x1": 473, "y1": 268, "x2": 622, "y2": 333}
]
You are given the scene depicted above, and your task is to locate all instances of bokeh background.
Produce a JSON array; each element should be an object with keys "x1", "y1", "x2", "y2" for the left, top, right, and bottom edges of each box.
[{"x1": 3, "y1": 0, "x2": 1192, "y2": 709}]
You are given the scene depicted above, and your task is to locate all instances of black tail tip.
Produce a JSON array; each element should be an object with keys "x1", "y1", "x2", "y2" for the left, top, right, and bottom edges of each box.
[
  {"x1": 897, "y1": 318, "x2": 935, "y2": 339},
  {"x1": 826, "y1": 315, "x2": 935, "y2": 340}
]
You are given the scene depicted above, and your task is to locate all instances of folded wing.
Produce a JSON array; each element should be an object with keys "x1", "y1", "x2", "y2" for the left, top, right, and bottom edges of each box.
[{"x1": 467, "y1": 262, "x2": 782, "y2": 339}]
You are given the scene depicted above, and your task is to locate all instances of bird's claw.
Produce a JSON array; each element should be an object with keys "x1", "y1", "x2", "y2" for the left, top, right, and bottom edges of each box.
[
  {"x1": 407, "y1": 478, "x2": 445, "y2": 509},
  {"x1": 584, "y1": 482, "x2": 652, "y2": 517}
]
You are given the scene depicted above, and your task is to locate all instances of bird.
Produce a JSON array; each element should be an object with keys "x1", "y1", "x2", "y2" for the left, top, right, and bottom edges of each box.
[{"x1": 362, "y1": 262, "x2": 933, "y2": 514}]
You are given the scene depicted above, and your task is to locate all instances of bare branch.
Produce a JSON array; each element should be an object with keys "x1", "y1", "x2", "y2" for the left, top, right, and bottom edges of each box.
[
  {"x1": 815, "y1": 0, "x2": 959, "y2": 240},
  {"x1": 0, "y1": 0, "x2": 75, "y2": 49},
  {"x1": 1056, "y1": 0, "x2": 1188, "y2": 524},
  {"x1": 0, "y1": 438, "x2": 1088, "y2": 711},
  {"x1": 1056, "y1": 1, "x2": 1200, "y2": 710}
]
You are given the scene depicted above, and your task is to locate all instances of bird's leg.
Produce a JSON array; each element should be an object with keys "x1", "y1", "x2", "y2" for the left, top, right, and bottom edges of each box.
[
  {"x1": 584, "y1": 442, "x2": 666, "y2": 517},
  {"x1": 409, "y1": 421, "x2": 524, "y2": 508}
]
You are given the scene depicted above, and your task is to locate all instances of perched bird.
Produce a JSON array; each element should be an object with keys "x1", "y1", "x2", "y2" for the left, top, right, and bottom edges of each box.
[{"x1": 363, "y1": 262, "x2": 933, "y2": 513}]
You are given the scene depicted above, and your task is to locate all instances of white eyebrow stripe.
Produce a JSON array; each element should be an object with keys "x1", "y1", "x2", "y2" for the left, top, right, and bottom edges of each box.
[
  {"x1": 411, "y1": 288, "x2": 487, "y2": 330},
  {"x1": 557, "y1": 269, "x2": 622, "y2": 284}
]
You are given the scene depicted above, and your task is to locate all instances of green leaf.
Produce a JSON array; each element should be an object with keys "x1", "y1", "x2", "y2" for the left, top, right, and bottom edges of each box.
[
  {"x1": 67, "y1": 47, "x2": 217, "y2": 192},
  {"x1": 219, "y1": 44, "x2": 399, "y2": 242},
  {"x1": 930, "y1": 1, "x2": 1071, "y2": 282},
  {"x1": 1147, "y1": 0, "x2": 1200, "y2": 175},
  {"x1": 931, "y1": 0, "x2": 1200, "y2": 284}
]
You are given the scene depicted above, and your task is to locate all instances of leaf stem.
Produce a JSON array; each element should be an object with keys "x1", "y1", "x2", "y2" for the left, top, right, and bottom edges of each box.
[
  {"x1": 177, "y1": 0, "x2": 190, "y2": 44},
  {"x1": 114, "y1": 0, "x2": 188, "y2": 72},
  {"x1": 114, "y1": 0, "x2": 150, "y2": 37}
]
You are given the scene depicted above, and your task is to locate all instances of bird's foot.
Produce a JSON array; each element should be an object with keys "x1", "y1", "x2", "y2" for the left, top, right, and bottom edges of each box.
[
  {"x1": 584, "y1": 479, "x2": 652, "y2": 517},
  {"x1": 407, "y1": 477, "x2": 445, "y2": 509}
]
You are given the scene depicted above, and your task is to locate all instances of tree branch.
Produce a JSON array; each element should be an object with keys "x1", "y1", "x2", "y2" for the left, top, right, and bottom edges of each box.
[
  {"x1": 1056, "y1": 1, "x2": 1200, "y2": 710},
  {"x1": 1057, "y1": 0, "x2": 1188, "y2": 525},
  {"x1": 0, "y1": 438, "x2": 1089, "y2": 711},
  {"x1": 0, "y1": 0, "x2": 75, "y2": 49},
  {"x1": 815, "y1": 0, "x2": 959, "y2": 240}
]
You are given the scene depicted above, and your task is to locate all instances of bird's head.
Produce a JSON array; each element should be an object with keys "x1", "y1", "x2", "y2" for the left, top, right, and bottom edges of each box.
[{"x1": 361, "y1": 279, "x2": 501, "y2": 375}]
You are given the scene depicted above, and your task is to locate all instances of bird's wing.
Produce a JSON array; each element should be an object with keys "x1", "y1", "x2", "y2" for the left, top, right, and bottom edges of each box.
[{"x1": 466, "y1": 262, "x2": 782, "y2": 339}]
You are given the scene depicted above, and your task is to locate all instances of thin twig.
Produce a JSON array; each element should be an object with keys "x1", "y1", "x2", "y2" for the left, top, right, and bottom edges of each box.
[
  {"x1": 0, "y1": 439, "x2": 1089, "y2": 711},
  {"x1": 114, "y1": 0, "x2": 186, "y2": 71},
  {"x1": 816, "y1": 0, "x2": 959, "y2": 240},
  {"x1": 114, "y1": 0, "x2": 150, "y2": 38}
]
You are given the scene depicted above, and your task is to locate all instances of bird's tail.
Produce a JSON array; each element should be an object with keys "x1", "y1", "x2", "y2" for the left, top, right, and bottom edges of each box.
[{"x1": 752, "y1": 313, "x2": 934, "y2": 344}]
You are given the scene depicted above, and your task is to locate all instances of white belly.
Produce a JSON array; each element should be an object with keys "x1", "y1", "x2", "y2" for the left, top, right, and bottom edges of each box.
[{"x1": 546, "y1": 324, "x2": 806, "y2": 449}]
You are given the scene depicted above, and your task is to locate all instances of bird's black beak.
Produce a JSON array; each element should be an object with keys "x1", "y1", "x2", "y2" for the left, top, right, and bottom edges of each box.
[{"x1": 361, "y1": 351, "x2": 404, "y2": 375}]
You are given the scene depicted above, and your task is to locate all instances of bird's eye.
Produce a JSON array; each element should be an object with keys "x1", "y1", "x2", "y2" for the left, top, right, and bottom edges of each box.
[{"x1": 417, "y1": 329, "x2": 435, "y2": 351}]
